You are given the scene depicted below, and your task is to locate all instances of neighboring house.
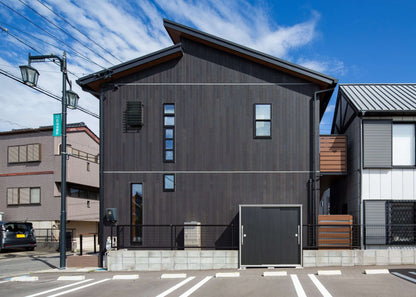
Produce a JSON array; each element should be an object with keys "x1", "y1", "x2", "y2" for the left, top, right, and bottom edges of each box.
[
  {"x1": 331, "y1": 84, "x2": 416, "y2": 248},
  {"x1": 77, "y1": 19, "x2": 338, "y2": 266},
  {"x1": 0, "y1": 122, "x2": 99, "y2": 248}
]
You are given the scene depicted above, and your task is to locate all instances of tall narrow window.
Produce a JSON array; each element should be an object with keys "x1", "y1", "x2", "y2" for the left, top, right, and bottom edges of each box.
[
  {"x1": 131, "y1": 183, "x2": 143, "y2": 244},
  {"x1": 164, "y1": 174, "x2": 175, "y2": 191},
  {"x1": 164, "y1": 104, "x2": 175, "y2": 162},
  {"x1": 254, "y1": 104, "x2": 271, "y2": 138},
  {"x1": 393, "y1": 123, "x2": 415, "y2": 166}
]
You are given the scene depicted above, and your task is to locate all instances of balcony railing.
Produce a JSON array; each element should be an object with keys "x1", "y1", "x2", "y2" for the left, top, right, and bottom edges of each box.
[{"x1": 320, "y1": 135, "x2": 347, "y2": 173}]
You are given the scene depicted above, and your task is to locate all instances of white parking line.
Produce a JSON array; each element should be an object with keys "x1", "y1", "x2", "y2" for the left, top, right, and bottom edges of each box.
[
  {"x1": 156, "y1": 277, "x2": 196, "y2": 297},
  {"x1": 48, "y1": 278, "x2": 111, "y2": 297},
  {"x1": 308, "y1": 274, "x2": 333, "y2": 297},
  {"x1": 179, "y1": 276, "x2": 213, "y2": 297},
  {"x1": 0, "y1": 280, "x2": 9, "y2": 284},
  {"x1": 290, "y1": 274, "x2": 307, "y2": 297},
  {"x1": 24, "y1": 279, "x2": 93, "y2": 297},
  {"x1": 391, "y1": 272, "x2": 416, "y2": 284}
]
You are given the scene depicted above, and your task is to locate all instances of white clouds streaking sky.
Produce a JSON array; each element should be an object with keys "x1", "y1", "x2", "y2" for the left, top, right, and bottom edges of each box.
[{"x1": 1, "y1": 0, "x2": 415, "y2": 134}]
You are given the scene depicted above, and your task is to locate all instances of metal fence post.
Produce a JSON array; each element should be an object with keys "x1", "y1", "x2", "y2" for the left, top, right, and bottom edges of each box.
[
  {"x1": 79, "y1": 234, "x2": 83, "y2": 255},
  {"x1": 94, "y1": 234, "x2": 97, "y2": 254}
]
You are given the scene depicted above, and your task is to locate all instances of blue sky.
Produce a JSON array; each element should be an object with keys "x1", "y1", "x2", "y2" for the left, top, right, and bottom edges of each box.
[{"x1": 1, "y1": 0, "x2": 416, "y2": 135}]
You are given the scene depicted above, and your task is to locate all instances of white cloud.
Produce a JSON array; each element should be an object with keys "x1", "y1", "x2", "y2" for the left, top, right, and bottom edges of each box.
[{"x1": 0, "y1": 0, "x2": 343, "y2": 135}]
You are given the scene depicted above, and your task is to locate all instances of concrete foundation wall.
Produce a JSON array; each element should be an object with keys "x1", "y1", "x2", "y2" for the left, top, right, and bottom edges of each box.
[
  {"x1": 106, "y1": 250, "x2": 238, "y2": 271},
  {"x1": 106, "y1": 249, "x2": 416, "y2": 271},
  {"x1": 303, "y1": 249, "x2": 416, "y2": 267}
]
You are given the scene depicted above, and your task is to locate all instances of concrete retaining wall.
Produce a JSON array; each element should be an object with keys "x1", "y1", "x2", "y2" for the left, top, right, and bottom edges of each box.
[
  {"x1": 303, "y1": 249, "x2": 416, "y2": 267},
  {"x1": 106, "y1": 249, "x2": 416, "y2": 271},
  {"x1": 106, "y1": 250, "x2": 238, "y2": 271}
]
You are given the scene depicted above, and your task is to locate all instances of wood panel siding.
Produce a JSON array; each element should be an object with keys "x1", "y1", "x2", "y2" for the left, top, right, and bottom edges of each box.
[
  {"x1": 320, "y1": 135, "x2": 347, "y2": 173},
  {"x1": 100, "y1": 37, "x2": 323, "y2": 244},
  {"x1": 318, "y1": 215, "x2": 353, "y2": 248}
]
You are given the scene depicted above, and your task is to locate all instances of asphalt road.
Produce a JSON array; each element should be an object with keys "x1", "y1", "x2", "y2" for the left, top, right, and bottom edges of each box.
[
  {"x1": 0, "y1": 265, "x2": 416, "y2": 297},
  {"x1": 0, "y1": 249, "x2": 60, "y2": 278},
  {"x1": 1, "y1": 250, "x2": 416, "y2": 297}
]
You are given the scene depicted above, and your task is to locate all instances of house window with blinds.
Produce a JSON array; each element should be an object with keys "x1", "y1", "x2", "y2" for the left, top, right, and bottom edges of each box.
[
  {"x1": 7, "y1": 144, "x2": 41, "y2": 164},
  {"x1": 7, "y1": 187, "x2": 41, "y2": 205}
]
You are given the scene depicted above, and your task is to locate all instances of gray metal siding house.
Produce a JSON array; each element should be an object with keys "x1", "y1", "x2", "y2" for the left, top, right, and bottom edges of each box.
[
  {"x1": 331, "y1": 84, "x2": 416, "y2": 247},
  {"x1": 77, "y1": 19, "x2": 337, "y2": 266},
  {"x1": 0, "y1": 123, "x2": 100, "y2": 247}
]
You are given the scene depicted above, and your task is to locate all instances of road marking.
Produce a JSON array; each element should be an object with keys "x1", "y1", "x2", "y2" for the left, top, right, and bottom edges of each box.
[
  {"x1": 308, "y1": 274, "x2": 333, "y2": 297},
  {"x1": 409, "y1": 271, "x2": 416, "y2": 276},
  {"x1": 290, "y1": 274, "x2": 307, "y2": 297},
  {"x1": 156, "y1": 277, "x2": 196, "y2": 297},
  {"x1": 24, "y1": 279, "x2": 93, "y2": 297},
  {"x1": 161, "y1": 273, "x2": 187, "y2": 279},
  {"x1": 317, "y1": 270, "x2": 341, "y2": 276},
  {"x1": 57, "y1": 275, "x2": 85, "y2": 281},
  {"x1": 10, "y1": 276, "x2": 39, "y2": 282},
  {"x1": 364, "y1": 269, "x2": 389, "y2": 275},
  {"x1": 391, "y1": 272, "x2": 416, "y2": 284},
  {"x1": 113, "y1": 274, "x2": 139, "y2": 280},
  {"x1": 0, "y1": 280, "x2": 9, "y2": 284},
  {"x1": 263, "y1": 271, "x2": 287, "y2": 277},
  {"x1": 215, "y1": 272, "x2": 240, "y2": 278},
  {"x1": 47, "y1": 278, "x2": 111, "y2": 297},
  {"x1": 179, "y1": 276, "x2": 213, "y2": 297}
]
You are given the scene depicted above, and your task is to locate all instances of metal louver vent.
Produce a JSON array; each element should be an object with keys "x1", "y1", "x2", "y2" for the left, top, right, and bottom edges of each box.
[{"x1": 124, "y1": 101, "x2": 143, "y2": 131}]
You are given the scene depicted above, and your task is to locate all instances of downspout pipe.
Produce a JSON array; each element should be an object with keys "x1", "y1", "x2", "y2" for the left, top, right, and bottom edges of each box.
[
  {"x1": 99, "y1": 88, "x2": 105, "y2": 267},
  {"x1": 312, "y1": 88, "x2": 335, "y2": 230}
]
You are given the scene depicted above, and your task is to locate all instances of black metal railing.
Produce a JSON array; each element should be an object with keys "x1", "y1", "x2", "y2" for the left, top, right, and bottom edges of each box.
[
  {"x1": 108, "y1": 224, "x2": 416, "y2": 250},
  {"x1": 35, "y1": 228, "x2": 75, "y2": 242},
  {"x1": 110, "y1": 224, "x2": 238, "y2": 250}
]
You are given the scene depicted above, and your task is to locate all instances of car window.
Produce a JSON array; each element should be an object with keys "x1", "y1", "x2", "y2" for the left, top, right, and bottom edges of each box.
[{"x1": 4, "y1": 223, "x2": 30, "y2": 233}]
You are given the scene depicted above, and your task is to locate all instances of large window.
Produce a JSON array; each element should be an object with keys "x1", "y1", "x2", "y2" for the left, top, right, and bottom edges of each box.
[
  {"x1": 393, "y1": 124, "x2": 415, "y2": 166},
  {"x1": 131, "y1": 183, "x2": 143, "y2": 243},
  {"x1": 254, "y1": 104, "x2": 271, "y2": 138},
  {"x1": 7, "y1": 187, "x2": 40, "y2": 205},
  {"x1": 163, "y1": 104, "x2": 175, "y2": 162},
  {"x1": 8, "y1": 144, "x2": 41, "y2": 163}
]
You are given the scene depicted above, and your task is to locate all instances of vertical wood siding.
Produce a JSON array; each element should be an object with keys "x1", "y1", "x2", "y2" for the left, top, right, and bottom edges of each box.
[{"x1": 102, "y1": 38, "x2": 321, "y2": 235}]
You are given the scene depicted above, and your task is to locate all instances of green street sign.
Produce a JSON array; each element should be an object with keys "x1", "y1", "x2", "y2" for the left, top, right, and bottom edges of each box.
[{"x1": 53, "y1": 113, "x2": 61, "y2": 136}]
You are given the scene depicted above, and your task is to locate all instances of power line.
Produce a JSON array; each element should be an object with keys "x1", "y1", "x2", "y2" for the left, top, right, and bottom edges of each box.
[
  {"x1": 36, "y1": 0, "x2": 123, "y2": 63},
  {"x1": 0, "y1": 24, "x2": 80, "y2": 79},
  {"x1": 18, "y1": 0, "x2": 116, "y2": 66},
  {"x1": 0, "y1": 0, "x2": 106, "y2": 70},
  {"x1": 0, "y1": 67, "x2": 99, "y2": 119}
]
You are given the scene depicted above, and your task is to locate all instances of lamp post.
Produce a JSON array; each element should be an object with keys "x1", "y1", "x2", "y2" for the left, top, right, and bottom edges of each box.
[{"x1": 20, "y1": 52, "x2": 79, "y2": 269}]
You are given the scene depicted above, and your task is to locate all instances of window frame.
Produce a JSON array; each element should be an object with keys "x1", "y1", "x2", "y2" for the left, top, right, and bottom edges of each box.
[
  {"x1": 131, "y1": 183, "x2": 143, "y2": 244},
  {"x1": 163, "y1": 174, "x2": 175, "y2": 192},
  {"x1": 254, "y1": 103, "x2": 272, "y2": 139},
  {"x1": 7, "y1": 187, "x2": 41, "y2": 205},
  {"x1": 7, "y1": 143, "x2": 41, "y2": 164},
  {"x1": 392, "y1": 122, "x2": 416, "y2": 168},
  {"x1": 163, "y1": 103, "x2": 175, "y2": 163}
]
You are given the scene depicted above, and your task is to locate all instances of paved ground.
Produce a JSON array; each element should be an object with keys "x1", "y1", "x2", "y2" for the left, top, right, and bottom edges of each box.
[
  {"x1": 0, "y1": 265, "x2": 416, "y2": 297},
  {"x1": 1, "y1": 250, "x2": 416, "y2": 297}
]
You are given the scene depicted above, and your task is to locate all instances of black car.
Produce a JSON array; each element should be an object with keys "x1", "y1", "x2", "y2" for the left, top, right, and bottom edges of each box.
[{"x1": 0, "y1": 222, "x2": 36, "y2": 252}]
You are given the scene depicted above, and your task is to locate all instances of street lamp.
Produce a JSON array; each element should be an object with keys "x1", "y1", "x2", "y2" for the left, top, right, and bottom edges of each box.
[{"x1": 20, "y1": 52, "x2": 79, "y2": 269}]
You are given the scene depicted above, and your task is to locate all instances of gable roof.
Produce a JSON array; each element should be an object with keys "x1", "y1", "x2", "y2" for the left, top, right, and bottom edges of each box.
[
  {"x1": 340, "y1": 84, "x2": 416, "y2": 115},
  {"x1": 77, "y1": 19, "x2": 337, "y2": 96},
  {"x1": 164, "y1": 19, "x2": 337, "y2": 88}
]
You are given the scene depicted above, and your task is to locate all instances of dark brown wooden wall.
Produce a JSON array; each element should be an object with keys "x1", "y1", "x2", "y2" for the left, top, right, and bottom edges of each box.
[{"x1": 102, "y1": 38, "x2": 320, "y2": 233}]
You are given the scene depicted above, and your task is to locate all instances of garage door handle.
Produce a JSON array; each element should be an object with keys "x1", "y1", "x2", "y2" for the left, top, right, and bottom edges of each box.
[{"x1": 241, "y1": 225, "x2": 246, "y2": 246}]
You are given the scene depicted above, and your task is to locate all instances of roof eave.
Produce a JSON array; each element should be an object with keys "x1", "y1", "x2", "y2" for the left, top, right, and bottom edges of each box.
[{"x1": 77, "y1": 44, "x2": 183, "y2": 96}]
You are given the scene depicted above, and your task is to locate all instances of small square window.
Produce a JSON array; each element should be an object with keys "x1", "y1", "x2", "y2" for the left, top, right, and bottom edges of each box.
[{"x1": 164, "y1": 174, "x2": 175, "y2": 191}]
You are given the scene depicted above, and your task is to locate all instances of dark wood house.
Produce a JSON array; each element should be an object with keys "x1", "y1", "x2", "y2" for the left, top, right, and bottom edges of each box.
[{"x1": 77, "y1": 19, "x2": 337, "y2": 267}]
